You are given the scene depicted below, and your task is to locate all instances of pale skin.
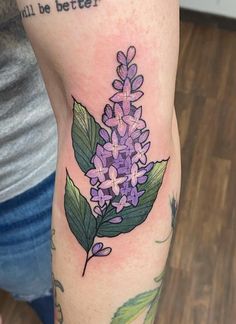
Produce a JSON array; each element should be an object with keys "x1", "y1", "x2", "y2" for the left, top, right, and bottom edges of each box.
[{"x1": 17, "y1": 0, "x2": 180, "y2": 322}]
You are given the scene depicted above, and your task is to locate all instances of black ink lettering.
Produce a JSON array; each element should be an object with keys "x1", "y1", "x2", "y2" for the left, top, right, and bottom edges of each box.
[
  {"x1": 93, "y1": 0, "x2": 99, "y2": 7},
  {"x1": 20, "y1": 5, "x2": 36, "y2": 18},
  {"x1": 77, "y1": 0, "x2": 85, "y2": 9},
  {"x1": 30, "y1": 5, "x2": 36, "y2": 15},
  {"x1": 22, "y1": 0, "x2": 101, "y2": 19},
  {"x1": 55, "y1": 0, "x2": 63, "y2": 11},
  {"x1": 70, "y1": 0, "x2": 77, "y2": 9},
  {"x1": 38, "y1": 3, "x2": 51, "y2": 14},
  {"x1": 45, "y1": 4, "x2": 51, "y2": 13},
  {"x1": 63, "y1": 2, "x2": 70, "y2": 11},
  {"x1": 85, "y1": 0, "x2": 92, "y2": 8}
]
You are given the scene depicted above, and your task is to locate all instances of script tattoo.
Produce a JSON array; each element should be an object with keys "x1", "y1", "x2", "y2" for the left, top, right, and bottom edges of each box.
[
  {"x1": 64, "y1": 46, "x2": 169, "y2": 276},
  {"x1": 19, "y1": 0, "x2": 101, "y2": 19}
]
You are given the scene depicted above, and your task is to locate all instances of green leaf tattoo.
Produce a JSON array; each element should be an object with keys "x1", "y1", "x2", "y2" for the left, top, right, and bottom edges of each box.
[
  {"x1": 64, "y1": 46, "x2": 169, "y2": 275},
  {"x1": 97, "y1": 160, "x2": 168, "y2": 237},
  {"x1": 64, "y1": 174, "x2": 97, "y2": 253},
  {"x1": 72, "y1": 101, "x2": 105, "y2": 173},
  {"x1": 110, "y1": 194, "x2": 177, "y2": 323},
  {"x1": 111, "y1": 272, "x2": 164, "y2": 324},
  {"x1": 111, "y1": 289, "x2": 158, "y2": 324}
]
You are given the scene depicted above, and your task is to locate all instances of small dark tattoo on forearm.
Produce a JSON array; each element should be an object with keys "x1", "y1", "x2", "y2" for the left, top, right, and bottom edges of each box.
[
  {"x1": 156, "y1": 195, "x2": 178, "y2": 244},
  {"x1": 51, "y1": 229, "x2": 65, "y2": 324},
  {"x1": 19, "y1": 0, "x2": 101, "y2": 19},
  {"x1": 53, "y1": 273, "x2": 65, "y2": 324}
]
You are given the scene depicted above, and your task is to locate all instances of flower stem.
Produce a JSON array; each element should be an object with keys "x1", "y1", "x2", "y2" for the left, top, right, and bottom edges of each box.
[{"x1": 82, "y1": 253, "x2": 94, "y2": 277}]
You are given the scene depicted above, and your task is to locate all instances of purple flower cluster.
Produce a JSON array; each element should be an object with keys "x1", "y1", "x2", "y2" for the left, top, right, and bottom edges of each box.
[{"x1": 86, "y1": 46, "x2": 153, "y2": 221}]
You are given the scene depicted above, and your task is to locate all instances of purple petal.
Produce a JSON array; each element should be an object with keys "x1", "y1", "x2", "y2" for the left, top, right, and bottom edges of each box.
[
  {"x1": 109, "y1": 165, "x2": 118, "y2": 179},
  {"x1": 117, "y1": 65, "x2": 128, "y2": 80},
  {"x1": 99, "y1": 129, "x2": 110, "y2": 142},
  {"x1": 92, "y1": 242, "x2": 104, "y2": 255},
  {"x1": 131, "y1": 196, "x2": 139, "y2": 207},
  {"x1": 131, "y1": 130, "x2": 141, "y2": 140},
  {"x1": 128, "y1": 64, "x2": 137, "y2": 79},
  {"x1": 132, "y1": 75, "x2": 144, "y2": 91},
  {"x1": 105, "y1": 117, "x2": 118, "y2": 128},
  {"x1": 95, "y1": 247, "x2": 112, "y2": 257},
  {"x1": 113, "y1": 80, "x2": 123, "y2": 90},
  {"x1": 132, "y1": 154, "x2": 139, "y2": 164},
  {"x1": 91, "y1": 178, "x2": 98, "y2": 186},
  {"x1": 105, "y1": 104, "x2": 113, "y2": 118},
  {"x1": 102, "y1": 114, "x2": 108, "y2": 123},
  {"x1": 86, "y1": 169, "x2": 98, "y2": 179},
  {"x1": 94, "y1": 156, "x2": 103, "y2": 168},
  {"x1": 137, "y1": 120, "x2": 146, "y2": 130},
  {"x1": 94, "y1": 206, "x2": 102, "y2": 216},
  {"x1": 91, "y1": 188, "x2": 98, "y2": 197},
  {"x1": 117, "y1": 51, "x2": 127, "y2": 65},
  {"x1": 109, "y1": 216, "x2": 123, "y2": 224},
  {"x1": 114, "y1": 103, "x2": 124, "y2": 117},
  {"x1": 138, "y1": 175, "x2": 148, "y2": 184},
  {"x1": 99, "y1": 180, "x2": 113, "y2": 190},
  {"x1": 131, "y1": 178, "x2": 138, "y2": 187},
  {"x1": 118, "y1": 122, "x2": 127, "y2": 137},
  {"x1": 120, "y1": 196, "x2": 127, "y2": 204},
  {"x1": 134, "y1": 142, "x2": 142, "y2": 152},
  {"x1": 122, "y1": 100, "x2": 131, "y2": 115},
  {"x1": 140, "y1": 154, "x2": 147, "y2": 164},
  {"x1": 134, "y1": 107, "x2": 142, "y2": 120},
  {"x1": 123, "y1": 78, "x2": 131, "y2": 94},
  {"x1": 104, "y1": 143, "x2": 113, "y2": 151},
  {"x1": 104, "y1": 194, "x2": 113, "y2": 201},
  {"x1": 120, "y1": 133, "x2": 129, "y2": 145},
  {"x1": 143, "y1": 142, "x2": 151, "y2": 153},
  {"x1": 110, "y1": 92, "x2": 124, "y2": 103},
  {"x1": 139, "y1": 130, "x2": 150, "y2": 143},
  {"x1": 127, "y1": 46, "x2": 136, "y2": 64},
  {"x1": 145, "y1": 162, "x2": 154, "y2": 173},
  {"x1": 130, "y1": 91, "x2": 144, "y2": 102}
]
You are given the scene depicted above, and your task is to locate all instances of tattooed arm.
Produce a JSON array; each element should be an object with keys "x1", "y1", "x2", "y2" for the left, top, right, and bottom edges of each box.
[{"x1": 17, "y1": 0, "x2": 180, "y2": 322}]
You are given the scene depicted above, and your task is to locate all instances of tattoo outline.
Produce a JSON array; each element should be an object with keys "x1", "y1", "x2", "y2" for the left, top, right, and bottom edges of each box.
[
  {"x1": 156, "y1": 195, "x2": 178, "y2": 244},
  {"x1": 111, "y1": 196, "x2": 178, "y2": 323},
  {"x1": 64, "y1": 46, "x2": 169, "y2": 276},
  {"x1": 51, "y1": 229, "x2": 65, "y2": 324}
]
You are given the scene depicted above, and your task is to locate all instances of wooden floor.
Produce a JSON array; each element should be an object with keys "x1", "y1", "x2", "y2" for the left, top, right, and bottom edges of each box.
[
  {"x1": 0, "y1": 19, "x2": 236, "y2": 324},
  {"x1": 0, "y1": 290, "x2": 40, "y2": 324},
  {"x1": 157, "y1": 20, "x2": 236, "y2": 324}
]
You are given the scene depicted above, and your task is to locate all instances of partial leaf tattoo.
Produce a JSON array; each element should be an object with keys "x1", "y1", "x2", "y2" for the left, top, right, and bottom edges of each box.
[
  {"x1": 111, "y1": 196, "x2": 178, "y2": 323},
  {"x1": 53, "y1": 273, "x2": 65, "y2": 324},
  {"x1": 156, "y1": 195, "x2": 178, "y2": 244},
  {"x1": 111, "y1": 271, "x2": 164, "y2": 324},
  {"x1": 51, "y1": 229, "x2": 65, "y2": 324},
  {"x1": 64, "y1": 46, "x2": 169, "y2": 276}
]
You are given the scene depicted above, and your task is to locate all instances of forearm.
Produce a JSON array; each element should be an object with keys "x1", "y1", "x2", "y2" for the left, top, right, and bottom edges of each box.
[{"x1": 17, "y1": 0, "x2": 180, "y2": 322}]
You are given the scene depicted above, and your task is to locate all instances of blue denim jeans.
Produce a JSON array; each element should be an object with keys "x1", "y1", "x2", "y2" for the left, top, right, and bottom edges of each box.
[{"x1": 0, "y1": 173, "x2": 55, "y2": 323}]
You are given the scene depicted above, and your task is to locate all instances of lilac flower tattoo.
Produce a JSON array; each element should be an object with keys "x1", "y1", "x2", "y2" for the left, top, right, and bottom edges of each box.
[{"x1": 64, "y1": 46, "x2": 169, "y2": 276}]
